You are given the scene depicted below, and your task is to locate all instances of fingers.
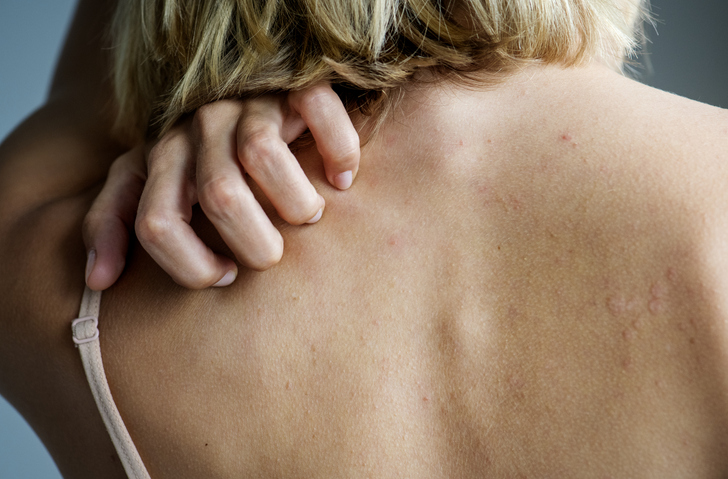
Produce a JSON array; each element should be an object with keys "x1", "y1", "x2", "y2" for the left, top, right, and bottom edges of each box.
[
  {"x1": 194, "y1": 101, "x2": 286, "y2": 270},
  {"x1": 235, "y1": 97, "x2": 325, "y2": 225},
  {"x1": 135, "y1": 127, "x2": 238, "y2": 289},
  {"x1": 83, "y1": 147, "x2": 146, "y2": 291},
  {"x1": 288, "y1": 83, "x2": 361, "y2": 190}
]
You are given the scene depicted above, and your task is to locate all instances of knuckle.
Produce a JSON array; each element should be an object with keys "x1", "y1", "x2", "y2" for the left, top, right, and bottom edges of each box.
[
  {"x1": 135, "y1": 211, "x2": 173, "y2": 246},
  {"x1": 299, "y1": 87, "x2": 334, "y2": 113},
  {"x1": 238, "y1": 131, "x2": 279, "y2": 172},
  {"x1": 193, "y1": 100, "x2": 241, "y2": 139},
  {"x1": 199, "y1": 177, "x2": 245, "y2": 219}
]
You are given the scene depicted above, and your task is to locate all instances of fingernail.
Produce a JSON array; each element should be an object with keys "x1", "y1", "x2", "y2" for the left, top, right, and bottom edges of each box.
[
  {"x1": 213, "y1": 269, "x2": 237, "y2": 287},
  {"x1": 85, "y1": 249, "x2": 96, "y2": 284},
  {"x1": 334, "y1": 171, "x2": 353, "y2": 190},
  {"x1": 306, "y1": 207, "x2": 324, "y2": 224}
]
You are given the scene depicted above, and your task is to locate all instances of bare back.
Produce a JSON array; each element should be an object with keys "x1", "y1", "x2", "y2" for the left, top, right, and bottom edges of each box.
[{"x1": 2, "y1": 64, "x2": 728, "y2": 478}]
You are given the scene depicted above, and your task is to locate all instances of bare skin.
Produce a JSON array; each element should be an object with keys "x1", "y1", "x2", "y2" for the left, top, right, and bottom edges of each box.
[{"x1": 1, "y1": 62, "x2": 728, "y2": 478}]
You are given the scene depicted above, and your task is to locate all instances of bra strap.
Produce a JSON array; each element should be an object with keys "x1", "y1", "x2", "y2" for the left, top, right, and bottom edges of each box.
[{"x1": 71, "y1": 286, "x2": 151, "y2": 479}]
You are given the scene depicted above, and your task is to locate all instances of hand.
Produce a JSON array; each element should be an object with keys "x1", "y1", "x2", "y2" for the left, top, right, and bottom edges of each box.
[{"x1": 83, "y1": 83, "x2": 360, "y2": 290}]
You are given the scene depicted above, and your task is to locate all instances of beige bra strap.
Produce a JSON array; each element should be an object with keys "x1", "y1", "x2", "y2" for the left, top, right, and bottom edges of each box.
[{"x1": 71, "y1": 286, "x2": 151, "y2": 479}]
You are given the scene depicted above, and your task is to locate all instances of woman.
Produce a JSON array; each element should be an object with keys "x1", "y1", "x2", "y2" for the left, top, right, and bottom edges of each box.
[{"x1": 1, "y1": 0, "x2": 728, "y2": 477}]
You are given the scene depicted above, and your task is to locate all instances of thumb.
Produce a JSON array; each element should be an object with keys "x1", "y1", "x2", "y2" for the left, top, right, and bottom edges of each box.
[{"x1": 83, "y1": 147, "x2": 146, "y2": 290}]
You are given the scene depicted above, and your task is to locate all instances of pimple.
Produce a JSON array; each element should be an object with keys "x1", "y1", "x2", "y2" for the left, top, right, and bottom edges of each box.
[{"x1": 560, "y1": 133, "x2": 578, "y2": 148}]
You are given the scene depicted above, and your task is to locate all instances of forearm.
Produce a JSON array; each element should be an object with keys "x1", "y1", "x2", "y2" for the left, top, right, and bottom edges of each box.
[{"x1": 0, "y1": 0, "x2": 127, "y2": 223}]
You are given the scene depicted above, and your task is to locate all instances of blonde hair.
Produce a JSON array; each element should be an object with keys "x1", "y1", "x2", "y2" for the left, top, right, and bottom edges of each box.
[{"x1": 112, "y1": 0, "x2": 648, "y2": 140}]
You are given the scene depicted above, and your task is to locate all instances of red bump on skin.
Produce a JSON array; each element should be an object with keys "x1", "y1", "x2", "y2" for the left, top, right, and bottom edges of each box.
[
  {"x1": 561, "y1": 133, "x2": 572, "y2": 142},
  {"x1": 607, "y1": 296, "x2": 627, "y2": 316},
  {"x1": 648, "y1": 298, "x2": 663, "y2": 314}
]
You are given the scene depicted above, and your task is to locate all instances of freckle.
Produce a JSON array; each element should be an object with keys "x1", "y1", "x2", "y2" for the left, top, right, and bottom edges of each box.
[
  {"x1": 648, "y1": 298, "x2": 663, "y2": 314},
  {"x1": 458, "y1": 139, "x2": 464, "y2": 146},
  {"x1": 422, "y1": 396, "x2": 429, "y2": 402},
  {"x1": 285, "y1": 381, "x2": 290, "y2": 390},
  {"x1": 487, "y1": 139, "x2": 492, "y2": 144},
  {"x1": 689, "y1": 337, "x2": 696, "y2": 345},
  {"x1": 311, "y1": 345, "x2": 316, "y2": 352},
  {"x1": 205, "y1": 443, "x2": 208, "y2": 447}
]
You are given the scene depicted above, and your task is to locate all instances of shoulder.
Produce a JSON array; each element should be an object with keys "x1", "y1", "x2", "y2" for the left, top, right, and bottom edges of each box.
[{"x1": 0, "y1": 107, "x2": 126, "y2": 477}]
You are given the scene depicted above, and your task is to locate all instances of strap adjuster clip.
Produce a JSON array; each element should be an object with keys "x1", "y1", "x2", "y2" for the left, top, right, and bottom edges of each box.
[{"x1": 72, "y1": 316, "x2": 99, "y2": 345}]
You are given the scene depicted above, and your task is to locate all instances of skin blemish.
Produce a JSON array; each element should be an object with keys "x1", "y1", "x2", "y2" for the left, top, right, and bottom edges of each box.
[
  {"x1": 487, "y1": 139, "x2": 492, "y2": 144},
  {"x1": 285, "y1": 381, "x2": 290, "y2": 390},
  {"x1": 648, "y1": 299, "x2": 664, "y2": 314},
  {"x1": 422, "y1": 396, "x2": 429, "y2": 402},
  {"x1": 458, "y1": 139, "x2": 464, "y2": 146},
  {"x1": 387, "y1": 235, "x2": 399, "y2": 247},
  {"x1": 607, "y1": 296, "x2": 627, "y2": 316},
  {"x1": 621, "y1": 358, "x2": 632, "y2": 371},
  {"x1": 560, "y1": 133, "x2": 579, "y2": 147}
]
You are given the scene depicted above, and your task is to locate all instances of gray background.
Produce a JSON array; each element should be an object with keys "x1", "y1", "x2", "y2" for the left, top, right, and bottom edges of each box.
[{"x1": 0, "y1": 0, "x2": 726, "y2": 476}]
